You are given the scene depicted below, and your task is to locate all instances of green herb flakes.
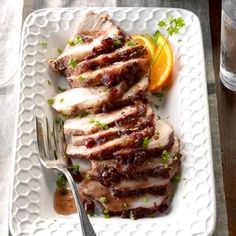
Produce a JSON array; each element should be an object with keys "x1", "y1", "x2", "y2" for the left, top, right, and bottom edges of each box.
[
  {"x1": 171, "y1": 175, "x2": 180, "y2": 184},
  {"x1": 68, "y1": 58, "x2": 77, "y2": 69},
  {"x1": 161, "y1": 150, "x2": 170, "y2": 164},
  {"x1": 143, "y1": 196, "x2": 149, "y2": 203},
  {"x1": 89, "y1": 118, "x2": 108, "y2": 130},
  {"x1": 114, "y1": 39, "x2": 122, "y2": 46},
  {"x1": 56, "y1": 173, "x2": 67, "y2": 189},
  {"x1": 47, "y1": 80, "x2": 52, "y2": 86},
  {"x1": 68, "y1": 35, "x2": 83, "y2": 46},
  {"x1": 77, "y1": 111, "x2": 90, "y2": 118},
  {"x1": 47, "y1": 98, "x2": 54, "y2": 105},
  {"x1": 125, "y1": 41, "x2": 136, "y2": 47},
  {"x1": 158, "y1": 20, "x2": 167, "y2": 27},
  {"x1": 122, "y1": 203, "x2": 129, "y2": 209},
  {"x1": 40, "y1": 41, "x2": 48, "y2": 47},
  {"x1": 103, "y1": 208, "x2": 110, "y2": 218},
  {"x1": 142, "y1": 137, "x2": 151, "y2": 148},
  {"x1": 58, "y1": 87, "x2": 66, "y2": 92},
  {"x1": 77, "y1": 75, "x2": 85, "y2": 81},
  {"x1": 57, "y1": 48, "x2": 63, "y2": 54},
  {"x1": 59, "y1": 98, "x2": 64, "y2": 103},
  {"x1": 72, "y1": 163, "x2": 80, "y2": 172},
  {"x1": 99, "y1": 196, "x2": 108, "y2": 204},
  {"x1": 54, "y1": 116, "x2": 64, "y2": 125},
  {"x1": 68, "y1": 40, "x2": 75, "y2": 46}
]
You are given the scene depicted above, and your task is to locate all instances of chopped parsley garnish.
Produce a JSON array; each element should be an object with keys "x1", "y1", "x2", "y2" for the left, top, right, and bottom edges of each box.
[
  {"x1": 75, "y1": 35, "x2": 83, "y2": 44},
  {"x1": 56, "y1": 173, "x2": 67, "y2": 189},
  {"x1": 99, "y1": 196, "x2": 108, "y2": 204},
  {"x1": 68, "y1": 40, "x2": 75, "y2": 46},
  {"x1": 125, "y1": 41, "x2": 136, "y2": 47},
  {"x1": 171, "y1": 175, "x2": 180, "y2": 184},
  {"x1": 103, "y1": 209, "x2": 110, "y2": 218},
  {"x1": 114, "y1": 39, "x2": 122, "y2": 46},
  {"x1": 59, "y1": 98, "x2": 64, "y2": 103},
  {"x1": 77, "y1": 75, "x2": 85, "y2": 81},
  {"x1": 47, "y1": 80, "x2": 52, "y2": 86},
  {"x1": 89, "y1": 118, "x2": 108, "y2": 130},
  {"x1": 57, "y1": 48, "x2": 63, "y2": 54},
  {"x1": 47, "y1": 98, "x2": 54, "y2": 105},
  {"x1": 130, "y1": 211, "x2": 135, "y2": 220},
  {"x1": 142, "y1": 137, "x2": 151, "y2": 148},
  {"x1": 161, "y1": 150, "x2": 170, "y2": 164},
  {"x1": 158, "y1": 20, "x2": 167, "y2": 27},
  {"x1": 58, "y1": 86, "x2": 66, "y2": 92},
  {"x1": 143, "y1": 196, "x2": 149, "y2": 203},
  {"x1": 68, "y1": 58, "x2": 77, "y2": 69},
  {"x1": 40, "y1": 41, "x2": 48, "y2": 47},
  {"x1": 153, "y1": 86, "x2": 168, "y2": 98},
  {"x1": 122, "y1": 203, "x2": 129, "y2": 209},
  {"x1": 54, "y1": 116, "x2": 64, "y2": 125},
  {"x1": 68, "y1": 35, "x2": 83, "y2": 46},
  {"x1": 72, "y1": 163, "x2": 80, "y2": 172},
  {"x1": 77, "y1": 111, "x2": 90, "y2": 118}
]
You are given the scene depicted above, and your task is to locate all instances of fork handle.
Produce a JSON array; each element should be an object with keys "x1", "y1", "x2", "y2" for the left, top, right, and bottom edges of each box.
[{"x1": 62, "y1": 169, "x2": 97, "y2": 236}]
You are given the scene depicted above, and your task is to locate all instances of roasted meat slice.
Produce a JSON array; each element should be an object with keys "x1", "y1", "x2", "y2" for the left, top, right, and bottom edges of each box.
[
  {"x1": 67, "y1": 58, "x2": 149, "y2": 88},
  {"x1": 113, "y1": 119, "x2": 174, "y2": 163},
  {"x1": 69, "y1": 104, "x2": 154, "y2": 145},
  {"x1": 49, "y1": 12, "x2": 128, "y2": 76},
  {"x1": 79, "y1": 179, "x2": 171, "y2": 218},
  {"x1": 66, "y1": 126, "x2": 155, "y2": 160},
  {"x1": 51, "y1": 81, "x2": 128, "y2": 116},
  {"x1": 88, "y1": 135, "x2": 180, "y2": 186},
  {"x1": 64, "y1": 103, "x2": 147, "y2": 135},
  {"x1": 70, "y1": 44, "x2": 147, "y2": 75}
]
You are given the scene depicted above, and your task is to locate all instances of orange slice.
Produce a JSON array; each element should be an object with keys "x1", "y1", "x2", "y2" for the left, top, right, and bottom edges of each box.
[
  {"x1": 149, "y1": 34, "x2": 173, "y2": 92},
  {"x1": 132, "y1": 34, "x2": 157, "y2": 60}
]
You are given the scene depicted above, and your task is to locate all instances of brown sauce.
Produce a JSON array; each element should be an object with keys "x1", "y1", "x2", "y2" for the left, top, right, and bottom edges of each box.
[{"x1": 54, "y1": 189, "x2": 76, "y2": 215}]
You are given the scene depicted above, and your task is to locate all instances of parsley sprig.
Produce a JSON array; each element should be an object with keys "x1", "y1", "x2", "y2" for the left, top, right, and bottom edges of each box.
[{"x1": 149, "y1": 17, "x2": 185, "y2": 75}]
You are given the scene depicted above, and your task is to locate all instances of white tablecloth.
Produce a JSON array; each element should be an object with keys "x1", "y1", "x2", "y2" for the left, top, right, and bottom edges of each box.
[{"x1": 0, "y1": 0, "x2": 23, "y2": 235}]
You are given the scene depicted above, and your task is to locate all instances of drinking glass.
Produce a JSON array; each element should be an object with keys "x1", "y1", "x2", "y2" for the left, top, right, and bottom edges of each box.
[{"x1": 220, "y1": 0, "x2": 236, "y2": 91}]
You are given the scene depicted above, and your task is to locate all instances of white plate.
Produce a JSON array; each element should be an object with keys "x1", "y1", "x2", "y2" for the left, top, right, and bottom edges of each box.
[{"x1": 10, "y1": 7, "x2": 216, "y2": 236}]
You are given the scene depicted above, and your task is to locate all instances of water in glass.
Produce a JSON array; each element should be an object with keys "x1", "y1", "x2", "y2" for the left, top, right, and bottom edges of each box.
[{"x1": 220, "y1": 0, "x2": 236, "y2": 91}]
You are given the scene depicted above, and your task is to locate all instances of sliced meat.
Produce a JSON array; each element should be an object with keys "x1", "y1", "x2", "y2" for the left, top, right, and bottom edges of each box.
[
  {"x1": 49, "y1": 12, "x2": 128, "y2": 76},
  {"x1": 88, "y1": 136, "x2": 180, "y2": 185},
  {"x1": 113, "y1": 119, "x2": 175, "y2": 163},
  {"x1": 70, "y1": 44, "x2": 147, "y2": 75},
  {"x1": 79, "y1": 179, "x2": 171, "y2": 218},
  {"x1": 70, "y1": 104, "x2": 154, "y2": 146},
  {"x1": 100, "y1": 75, "x2": 149, "y2": 112},
  {"x1": 64, "y1": 103, "x2": 147, "y2": 135},
  {"x1": 51, "y1": 81, "x2": 128, "y2": 116},
  {"x1": 66, "y1": 126, "x2": 155, "y2": 160},
  {"x1": 67, "y1": 58, "x2": 149, "y2": 88}
]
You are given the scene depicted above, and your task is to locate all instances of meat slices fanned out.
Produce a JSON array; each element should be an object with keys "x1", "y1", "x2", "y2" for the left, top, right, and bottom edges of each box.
[
  {"x1": 48, "y1": 11, "x2": 181, "y2": 219},
  {"x1": 66, "y1": 126, "x2": 155, "y2": 160},
  {"x1": 49, "y1": 12, "x2": 128, "y2": 76},
  {"x1": 67, "y1": 58, "x2": 149, "y2": 88},
  {"x1": 70, "y1": 44, "x2": 147, "y2": 75}
]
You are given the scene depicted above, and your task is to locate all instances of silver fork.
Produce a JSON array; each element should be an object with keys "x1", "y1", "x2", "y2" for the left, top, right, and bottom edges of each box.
[{"x1": 35, "y1": 116, "x2": 97, "y2": 236}]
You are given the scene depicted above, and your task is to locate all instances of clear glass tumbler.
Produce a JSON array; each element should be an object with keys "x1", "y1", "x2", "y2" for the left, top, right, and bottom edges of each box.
[{"x1": 220, "y1": 0, "x2": 236, "y2": 91}]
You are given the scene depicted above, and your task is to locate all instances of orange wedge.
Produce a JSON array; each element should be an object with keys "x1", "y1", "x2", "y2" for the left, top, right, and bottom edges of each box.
[
  {"x1": 149, "y1": 34, "x2": 173, "y2": 92},
  {"x1": 132, "y1": 34, "x2": 157, "y2": 61}
]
